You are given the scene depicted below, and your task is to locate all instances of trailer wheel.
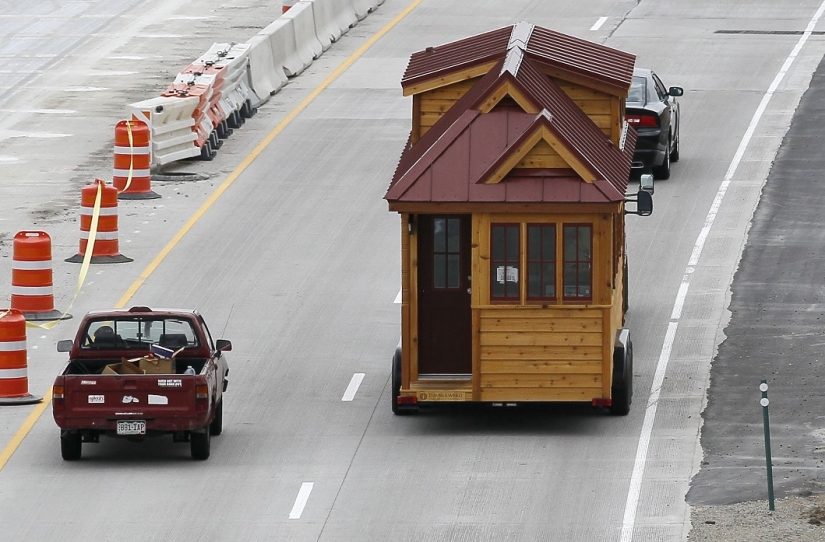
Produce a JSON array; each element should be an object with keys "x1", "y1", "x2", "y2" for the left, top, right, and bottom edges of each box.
[
  {"x1": 60, "y1": 431, "x2": 82, "y2": 461},
  {"x1": 209, "y1": 400, "x2": 223, "y2": 436},
  {"x1": 391, "y1": 347, "x2": 402, "y2": 415},
  {"x1": 610, "y1": 334, "x2": 632, "y2": 416},
  {"x1": 190, "y1": 427, "x2": 211, "y2": 460}
]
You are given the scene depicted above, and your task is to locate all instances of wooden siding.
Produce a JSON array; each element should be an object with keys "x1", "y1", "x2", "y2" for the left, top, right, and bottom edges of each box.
[
  {"x1": 478, "y1": 307, "x2": 605, "y2": 401},
  {"x1": 419, "y1": 77, "x2": 481, "y2": 137},
  {"x1": 554, "y1": 80, "x2": 620, "y2": 142},
  {"x1": 515, "y1": 139, "x2": 568, "y2": 169}
]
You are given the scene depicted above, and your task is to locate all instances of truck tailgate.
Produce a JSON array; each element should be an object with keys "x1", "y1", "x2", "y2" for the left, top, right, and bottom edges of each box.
[{"x1": 59, "y1": 374, "x2": 202, "y2": 430}]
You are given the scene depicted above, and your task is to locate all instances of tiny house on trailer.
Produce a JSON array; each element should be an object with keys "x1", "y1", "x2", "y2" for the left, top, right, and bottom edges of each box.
[{"x1": 385, "y1": 22, "x2": 652, "y2": 415}]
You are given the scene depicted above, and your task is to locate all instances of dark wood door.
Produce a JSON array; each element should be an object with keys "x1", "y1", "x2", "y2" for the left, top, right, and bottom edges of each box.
[{"x1": 417, "y1": 215, "x2": 472, "y2": 375}]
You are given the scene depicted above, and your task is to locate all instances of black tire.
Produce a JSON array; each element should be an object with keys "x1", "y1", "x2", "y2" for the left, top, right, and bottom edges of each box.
[
  {"x1": 61, "y1": 431, "x2": 82, "y2": 461},
  {"x1": 190, "y1": 427, "x2": 211, "y2": 460},
  {"x1": 210, "y1": 400, "x2": 223, "y2": 436},
  {"x1": 391, "y1": 347, "x2": 402, "y2": 415},
  {"x1": 670, "y1": 132, "x2": 680, "y2": 162},
  {"x1": 652, "y1": 137, "x2": 671, "y2": 180},
  {"x1": 610, "y1": 338, "x2": 632, "y2": 416}
]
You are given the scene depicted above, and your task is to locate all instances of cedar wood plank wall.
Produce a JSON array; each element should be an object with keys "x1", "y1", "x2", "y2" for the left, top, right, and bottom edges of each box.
[
  {"x1": 471, "y1": 212, "x2": 619, "y2": 402},
  {"x1": 417, "y1": 77, "x2": 623, "y2": 145}
]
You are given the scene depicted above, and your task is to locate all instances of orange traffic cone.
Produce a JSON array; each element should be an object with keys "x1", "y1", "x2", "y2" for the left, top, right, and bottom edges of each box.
[
  {"x1": 10, "y1": 231, "x2": 71, "y2": 321},
  {"x1": 66, "y1": 179, "x2": 133, "y2": 264},
  {"x1": 0, "y1": 309, "x2": 43, "y2": 405},
  {"x1": 113, "y1": 119, "x2": 159, "y2": 200}
]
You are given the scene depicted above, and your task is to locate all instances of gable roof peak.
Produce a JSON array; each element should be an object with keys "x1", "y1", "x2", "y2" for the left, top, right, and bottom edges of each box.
[
  {"x1": 537, "y1": 109, "x2": 553, "y2": 123},
  {"x1": 508, "y1": 21, "x2": 535, "y2": 51}
]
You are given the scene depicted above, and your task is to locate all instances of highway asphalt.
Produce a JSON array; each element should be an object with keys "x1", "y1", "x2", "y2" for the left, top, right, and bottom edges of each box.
[
  {"x1": 2, "y1": 1, "x2": 825, "y2": 541},
  {"x1": 688, "y1": 49, "x2": 825, "y2": 507}
]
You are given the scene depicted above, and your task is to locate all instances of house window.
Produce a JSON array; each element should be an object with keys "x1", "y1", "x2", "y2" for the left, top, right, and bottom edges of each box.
[
  {"x1": 563, "y1": 224, "x2": 592, "y2": 300},
  {"x1": 527, "y1": 224, "x2": 556, "y2": 300},
  {"x1": 491, "y1": 224, "x2": 520, "y2": 300},
  {"x1": 433, "y1": 217, "x2": 461, "y2": 289},
  {"x1": 489, "y1": 222, "x2": 593, "y2": 304}
]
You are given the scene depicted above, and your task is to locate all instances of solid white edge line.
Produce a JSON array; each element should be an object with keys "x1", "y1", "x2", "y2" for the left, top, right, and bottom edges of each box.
[
  {"x1": 619, "y1": 2, "x2": 825, "y2": 540},
  {"x1": 590, "y1": 16, "x2": 608, "y2": 31},
  {"x1": 394, "y1": 288, "x2": 402, "y2": 304},
  {"x1": 289, "y1": 482, "x2": 314, "y2": 519},
  {"x1": 342, "y1": 373, "x2": 365, "y2": 401}
]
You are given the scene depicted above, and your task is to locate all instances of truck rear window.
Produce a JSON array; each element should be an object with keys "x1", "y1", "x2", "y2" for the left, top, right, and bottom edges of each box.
[{"x1": 83, "y1": 318, "x2": 198, "y2": 350}]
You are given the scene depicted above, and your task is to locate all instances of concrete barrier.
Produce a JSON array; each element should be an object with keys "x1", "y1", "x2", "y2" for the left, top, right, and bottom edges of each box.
[
  {"x1": 284, "y1": 1, "x2": 324, "y2": 60},
  {"x1": 328, "y1": 0, "x2": 359, "y2": 33},
  {"x1": 245, "y1": 33, "x2": 288, "y2": 108},
  {"x1": 260, "y1": 18, "x2": 310, "y2": 78},
  {"x1": 352, "y1": 0, "x2": 371, "y2": 20},
  {"x1": 307, "y1": 0, "x2": 340, "y2": 52}
]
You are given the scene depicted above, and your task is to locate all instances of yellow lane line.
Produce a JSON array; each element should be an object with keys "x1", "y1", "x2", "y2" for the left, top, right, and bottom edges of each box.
[{"x1": 0, "y1": 0, "x2": 422, "y2": 472}]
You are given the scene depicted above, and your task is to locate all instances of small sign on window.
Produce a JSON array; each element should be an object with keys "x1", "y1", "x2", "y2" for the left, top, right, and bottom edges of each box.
[{"x1": 496, "y1": 266, "x2": 519, "y2": 284}]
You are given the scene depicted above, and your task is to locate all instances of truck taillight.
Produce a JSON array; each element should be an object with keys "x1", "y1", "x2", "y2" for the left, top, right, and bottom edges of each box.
[
  {"x1": 397, "y1": 395, "x2": 417, "y2": 405},
  {"x1": 53, "y1": 385, "x2": 65, "y2": 412},
  {"x1": 195, "y1": 384, "x2": 209, "y2": 412}
]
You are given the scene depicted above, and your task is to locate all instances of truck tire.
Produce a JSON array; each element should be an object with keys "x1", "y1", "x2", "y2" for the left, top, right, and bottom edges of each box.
[
  {"x1": 61, "y1": 431, "x2": 82, "y2": 461},
  {"x1": 190, "y1": 427, "x2": 211, "y2": 460},
  {"x1": 210, "y1": 400, "x2": 223, "y2": 436}
]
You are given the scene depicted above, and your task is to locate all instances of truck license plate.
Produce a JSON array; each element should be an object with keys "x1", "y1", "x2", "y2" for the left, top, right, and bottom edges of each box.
[{"x1": 117, "y1": 420, "x2": 146, "y2": 435}]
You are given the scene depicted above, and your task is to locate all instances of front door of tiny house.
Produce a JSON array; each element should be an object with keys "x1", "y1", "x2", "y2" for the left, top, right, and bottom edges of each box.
[{"x1": 417, "y1": 214, "x2": 472, "y2": 375}]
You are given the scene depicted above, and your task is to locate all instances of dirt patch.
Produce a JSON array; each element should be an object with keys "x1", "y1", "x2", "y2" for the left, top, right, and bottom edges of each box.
[{"x1": 689, "y1": 494, "x2": 825, "y2": 541}]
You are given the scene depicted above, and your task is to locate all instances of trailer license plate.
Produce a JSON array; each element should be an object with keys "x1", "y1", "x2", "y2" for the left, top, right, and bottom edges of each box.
[{"x1": 117, "y1": 420, "x2": 146, "y2": 435}]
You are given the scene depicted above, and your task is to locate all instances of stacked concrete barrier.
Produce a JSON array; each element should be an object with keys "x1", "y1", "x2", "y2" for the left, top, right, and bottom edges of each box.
[
  {"x1": 188, "y1": 43, "x2": 256, "y2": 134},
  {"x1": 162, "y1": 74, "x2": 219, "y2": 160},
  {"x1": 199, "y1": 43, "x2": 256, "y2": 122},
  {"x1": 114, "y1": 0, "x2": 384, "y2": 169},
  {"x1": 128, "y1": 96, "x2": 200, "y2": 166}
]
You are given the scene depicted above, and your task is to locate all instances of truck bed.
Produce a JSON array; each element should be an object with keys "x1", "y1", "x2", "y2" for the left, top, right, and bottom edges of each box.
[{"x1": 63, "y1": 358, "x2": 208, "y2": 376}]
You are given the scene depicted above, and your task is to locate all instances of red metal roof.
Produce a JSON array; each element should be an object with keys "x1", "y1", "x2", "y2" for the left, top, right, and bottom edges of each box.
[
  {"x1": 401, "y1": 22, "x2": 635, "y2": 95},
  {"x1": 402, "y1": 26, "x2": 512, "y2": 89},
  {"x1": 386, "y1": 104, "x2": 631, "y2": 204},
  {"x1": 387, "y1": 52, "x2": 636, "y2": 206}
]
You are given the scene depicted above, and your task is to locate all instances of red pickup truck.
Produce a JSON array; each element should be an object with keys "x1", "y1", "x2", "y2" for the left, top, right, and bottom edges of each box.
[{"x1": 52, "y1": 306, "x2": 231, "y2": 460}]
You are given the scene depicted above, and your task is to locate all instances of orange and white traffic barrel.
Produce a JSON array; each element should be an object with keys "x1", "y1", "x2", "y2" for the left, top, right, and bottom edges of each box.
[
  {"x1": 10, "y1": 231, "x2": 70, "y2": 321},
  {"x1": 283, "y1": 0, "x2": 298, "y2": 13},
  {"x1": 0, "y1": 309, "x2": 42, "y2": 405},
  {"x1": 65, "y1": 179, "x2": 133, "y2": 264},
  {"x1": 113, "y1": 119, "x2": 159, "y2": 200}
]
